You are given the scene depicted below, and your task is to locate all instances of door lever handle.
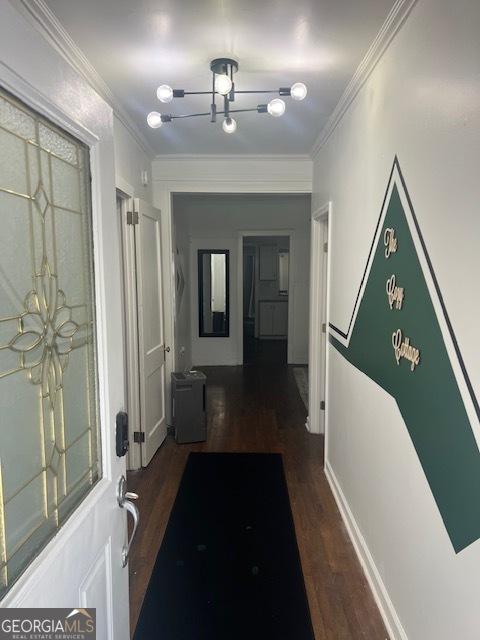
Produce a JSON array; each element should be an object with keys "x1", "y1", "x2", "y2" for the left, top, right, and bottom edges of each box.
[
  {"x1": 121, "y1": 499, "x2": 139, "y2": 567},
  {"x1": 117, "y1": 475, "x2": 140, "y2": 567}
]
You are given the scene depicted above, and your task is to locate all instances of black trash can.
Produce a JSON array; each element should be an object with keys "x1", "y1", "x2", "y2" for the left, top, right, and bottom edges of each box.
[{"x1": 171, "y1": 371, "x2": 207, "y2": 444}]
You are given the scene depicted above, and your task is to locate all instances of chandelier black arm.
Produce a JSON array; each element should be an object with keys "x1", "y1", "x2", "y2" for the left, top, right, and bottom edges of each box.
[
  {"x1": 226, "y1": 108, "x2": 264, "y2": 114},
  {"x1": 234, "y1": 90, "x2": 277, "y2": 94},
  {"x1": 235, "y1": 88, "x2": 291, "y2": 95},
  {"x1": 164, "y1": 106, "x2": 266, "y2": 122},
  {"x1": 167, "y1": 112, "x2": 212, "y2": 119},
  {"x1": 174, "y1": 88, "x2": 291, "y2": 97}
]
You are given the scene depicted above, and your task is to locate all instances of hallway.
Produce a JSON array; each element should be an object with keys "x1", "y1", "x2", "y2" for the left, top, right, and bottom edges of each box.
[
  {"x1": 128, "y1": 364, "x2": 387, "y2": 639},
  {"x1": 1, "y1": 1, "x2": 478, "y2": 636}
]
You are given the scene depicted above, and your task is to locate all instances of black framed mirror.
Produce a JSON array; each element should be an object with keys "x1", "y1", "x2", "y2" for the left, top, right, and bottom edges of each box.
[{"x1": 198, "y1": 249, "x2": 230, "y2": 337}]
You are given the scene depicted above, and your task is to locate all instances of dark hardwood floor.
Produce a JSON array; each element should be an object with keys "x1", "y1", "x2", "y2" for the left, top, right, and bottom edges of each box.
[
  {"x1": 243, "y1": 334, "x2": 288, "y2": 365},
  {"x1": 243, "y1": 317, "x2": 288, "y2": 365},
  {"x1": 128, "y1": 360, "x2": 388, "y2": 639}
]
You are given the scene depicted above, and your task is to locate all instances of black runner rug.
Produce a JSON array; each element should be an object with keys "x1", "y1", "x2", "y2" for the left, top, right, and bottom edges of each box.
[{"x1": 134, "y1": 452, "x2": 314, "y2": 640}]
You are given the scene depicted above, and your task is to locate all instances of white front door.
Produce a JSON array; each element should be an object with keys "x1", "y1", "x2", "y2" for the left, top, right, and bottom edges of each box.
[
  {"x1": 134, "y1": 198, "x2": 167, "y2": 466},
  {"x1": 0, "y1": 88, "x2": 131, "y2": 638}
]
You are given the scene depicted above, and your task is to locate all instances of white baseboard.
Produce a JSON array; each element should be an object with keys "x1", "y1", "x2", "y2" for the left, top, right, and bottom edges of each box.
[{"x1": 324, "y1": 459, "x2": 408, "y2": 640}]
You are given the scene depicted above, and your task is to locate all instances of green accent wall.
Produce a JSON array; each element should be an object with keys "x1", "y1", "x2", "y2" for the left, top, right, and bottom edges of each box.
[{"x1": 330, "y1": 181, "x2": 480, "y2": 553}]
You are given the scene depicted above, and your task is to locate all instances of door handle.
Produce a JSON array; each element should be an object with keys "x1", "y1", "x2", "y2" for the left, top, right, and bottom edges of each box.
[
  {"x1": 117, "y1": 475, "x2": 140, "y2": 568},
  {"x1": 121, "y1": 501, "x2": 139, "y2": 568}
]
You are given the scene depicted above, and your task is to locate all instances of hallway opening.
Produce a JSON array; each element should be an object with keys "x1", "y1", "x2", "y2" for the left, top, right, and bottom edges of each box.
[{"x1": 170, "y1": 193, "x2": 311, "y2": 370}]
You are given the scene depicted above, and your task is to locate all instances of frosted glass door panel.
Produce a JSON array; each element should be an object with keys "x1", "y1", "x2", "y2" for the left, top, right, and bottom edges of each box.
[{"x1": 0, "y1": 88, "x2": 100, "y2": 597}]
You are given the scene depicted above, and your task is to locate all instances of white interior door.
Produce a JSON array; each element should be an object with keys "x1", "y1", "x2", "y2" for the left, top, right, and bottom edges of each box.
[
  {"x1": 307, "y1": 208, "x2": 330, "y2": 435},
  {"x1": 0, "y1": 88, "x2": 132, "y2": 639},
  {"x1": 134, "y1": 198, "x2": 167, "y2": 466}
]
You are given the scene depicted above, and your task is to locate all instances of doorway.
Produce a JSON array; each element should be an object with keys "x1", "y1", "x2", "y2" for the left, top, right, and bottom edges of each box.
[
  {"x1": 238, "y1": 230, "x2": 295, "y2": 367},
  {"x1": 242, "y1": 235, "x2": 290, "y2": 365}
]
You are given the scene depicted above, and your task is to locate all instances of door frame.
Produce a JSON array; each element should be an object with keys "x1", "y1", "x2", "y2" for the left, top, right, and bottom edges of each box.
[
  {"x1": 237, "y1": 229, "x2": 295, "y2": 365},
  {"x1": 155, "y1": 184, "x2": 311, "y2": 386},
  {"x1": 0, "y1": 58, "x2": 127, "y2": 614},
  {"x1": 307, "y1": 202, "x2": 332, "y2": 436},
  {"x1": 116, "y1": 184, "x2": 142, "y2": 470}
]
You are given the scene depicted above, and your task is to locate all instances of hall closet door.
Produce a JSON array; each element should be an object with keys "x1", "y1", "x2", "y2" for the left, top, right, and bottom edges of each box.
[{"x1": 122, "y1": 198, "x2": 167, "y2": 469}]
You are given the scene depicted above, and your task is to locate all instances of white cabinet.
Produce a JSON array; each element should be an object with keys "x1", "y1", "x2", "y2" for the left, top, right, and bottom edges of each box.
[
  {"x1": 259, "y1": 300, "x2": 288, "y2": 337},
  {"x1": 272, "y1": 302, "x2": 288, "y2": 335},
  {"x1": 259, "y1": 302, "x2": 274, "y2": 335},
  {"x1": 259, "y1": 244, "x2": 277, "y2": 281}
]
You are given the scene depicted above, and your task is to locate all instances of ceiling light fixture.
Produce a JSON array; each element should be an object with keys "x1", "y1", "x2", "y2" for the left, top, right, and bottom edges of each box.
[
  {"x1": 267, "y1": 98, "x2": 286, "y2": 117},
  {"x1": 156, "y1": 84, "x2": 174, "y2": 103},
  {"x1": 147, "y1": 58, "x2": 307, "y2": 134},
  {"x1": 146, "y1": 111, "x2": 162, "y2": 129},
  {"x1": 222, "y1": 117, "x2": 237, "y2": 134},
  {"x1": 290, "y1": 82, "x2": 308, "y2": 101}
]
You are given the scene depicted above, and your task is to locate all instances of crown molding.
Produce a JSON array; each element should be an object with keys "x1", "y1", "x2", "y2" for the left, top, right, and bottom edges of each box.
[
  {"x1": 12, "y1": 0, "x2": 155, "y2": 159},
  {"x1": 310, "y1": 0, "x2": 418, "y2": 159},
  {"x1": 154, "y1": 154, "x2": 312, "y2": 162}
]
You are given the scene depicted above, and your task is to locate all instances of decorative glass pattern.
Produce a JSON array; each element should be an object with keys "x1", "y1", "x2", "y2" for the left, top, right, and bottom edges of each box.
[{"x1": 0, "y1": 88, "x2": 100, "y2": 597}]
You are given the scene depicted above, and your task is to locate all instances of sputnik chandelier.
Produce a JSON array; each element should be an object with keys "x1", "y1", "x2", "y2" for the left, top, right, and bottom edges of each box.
[{"x1": 146, "y1": 58, "x2": 307, "y2": 134}]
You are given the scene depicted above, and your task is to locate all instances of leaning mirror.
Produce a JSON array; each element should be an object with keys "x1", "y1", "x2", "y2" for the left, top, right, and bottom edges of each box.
[
  {"x1": 198, "y1": 250, "x2": 230, "y2": 337},
  {"x1": 278, "y1": 251, "x2": 289, "y2": 295}
]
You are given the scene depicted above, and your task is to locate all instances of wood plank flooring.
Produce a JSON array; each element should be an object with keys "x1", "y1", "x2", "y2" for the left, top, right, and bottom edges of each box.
[{"x1": 128, "y1": 361, "x2": 388, "y2": 639}]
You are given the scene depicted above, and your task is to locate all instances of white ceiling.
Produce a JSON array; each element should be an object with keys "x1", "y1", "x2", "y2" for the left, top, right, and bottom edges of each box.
[{"x1": 44, "y1": 0, "x2": 395, "y2": 156}]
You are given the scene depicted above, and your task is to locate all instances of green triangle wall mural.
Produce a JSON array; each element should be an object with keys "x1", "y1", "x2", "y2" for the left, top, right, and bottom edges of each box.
[{"x1": 329, "y1": 158, "x2": 480, "y2": 553}]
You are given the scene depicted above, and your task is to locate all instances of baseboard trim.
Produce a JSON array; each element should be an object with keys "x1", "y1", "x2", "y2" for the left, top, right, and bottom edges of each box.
[{"x1": 324, "y1": 459, "x2": 408, "y2": 640}]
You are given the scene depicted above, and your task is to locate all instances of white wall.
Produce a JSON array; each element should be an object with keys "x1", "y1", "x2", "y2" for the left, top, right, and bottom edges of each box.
[
  {"x1": 153, "y1": 155, "x2": 312, "y2": 194},
  {"x1": 313, "y1": 0, "x2": 480, "y2": 638},
  {"x1": 190, "y1": 236, "x2": 238, "y2": 366},
  {"x1": 173, "y1": 194, "x2": 311, "y2": 366},
  {"x1": 113, "y1": 115, "x2": 153, "y2": 201},
  {"x1": 172, "y1": 210, "x2": 192, "y2": 371}
]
